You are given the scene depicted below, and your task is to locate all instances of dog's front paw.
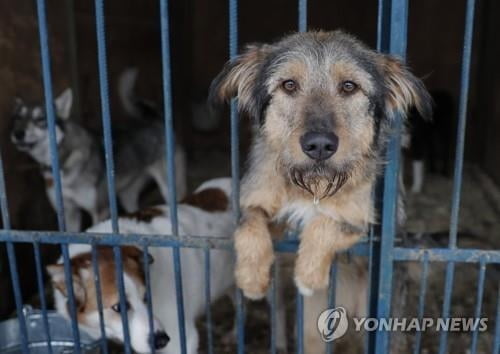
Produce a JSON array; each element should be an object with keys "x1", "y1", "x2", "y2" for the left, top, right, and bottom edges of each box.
[
  {"x1": 234, "y1": 224, "x2": 274, "y2": 300},
  {"x1": 294, "y1": 259, "x2": 330, "y2": 296},
  {"x1": 235, "y1": 262, "x2": 271, "y2": 300}
]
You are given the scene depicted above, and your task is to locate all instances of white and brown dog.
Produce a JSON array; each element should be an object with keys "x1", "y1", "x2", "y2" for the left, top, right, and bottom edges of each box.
[{"x1": 47, "y1": 178, "x2": 286, "y2": 353}]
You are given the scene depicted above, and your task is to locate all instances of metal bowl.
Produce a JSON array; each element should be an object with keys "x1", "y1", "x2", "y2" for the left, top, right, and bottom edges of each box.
[{"x1": 0, "y1": 306, "x2": 102, "y2": 353}]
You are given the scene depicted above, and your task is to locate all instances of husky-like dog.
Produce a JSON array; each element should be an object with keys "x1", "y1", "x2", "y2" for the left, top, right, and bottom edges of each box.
[
  {"x1": 47, "y1": 178, "x2": 287, "y2": 353},
  {"x1": 210, "y1": 30, "x2": 431, "y2": 298},
  {"x1": 11, "y1": 69, "x2": 186, "y2": 231}
]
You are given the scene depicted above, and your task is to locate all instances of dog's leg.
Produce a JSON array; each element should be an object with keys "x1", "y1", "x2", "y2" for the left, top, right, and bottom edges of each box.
[
  {"x1": 234, "y1": 207, "x2": 274, "y2": 299},
  {"x1": 148, "y1": 147, "x2": 187, "y2": 203},
  {"x1": 45, "y1": 184, "x2": 82, "y2": 231},
  {"x1": 64, "y1": 200, "x2": 82, "y2": 232},
  {"x1": 118, "y1": 175, "x2": 148, "y2": 213},
  {"x1": 294, "y1": 217, "x2": 361, "y2": 295}
]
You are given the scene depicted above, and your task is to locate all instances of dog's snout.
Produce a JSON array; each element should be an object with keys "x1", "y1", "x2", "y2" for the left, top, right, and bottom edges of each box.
[
  {"x1": 13, "y1": 130, "x2": 25, "y2": 141},
  {"x1": 300, "y1": 131, "x2": 339, "y2": 161},
  {"x1": 153, "y1": 331, "x2": 170, "y2": 349}
]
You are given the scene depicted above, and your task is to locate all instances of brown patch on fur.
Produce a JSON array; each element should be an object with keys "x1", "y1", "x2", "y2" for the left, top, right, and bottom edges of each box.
[
  {"x1": 182, "y1": 188, "x2": 229, "y2": 212},
  {"x1": 122, "y1": 207, "x2": 164, "y2": 223},
  {"x1": 47, "y1": 246, "x2": 147, "y2": 323}
]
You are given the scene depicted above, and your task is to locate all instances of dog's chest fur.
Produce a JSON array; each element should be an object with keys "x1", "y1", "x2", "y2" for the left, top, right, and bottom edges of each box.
[{"x1": 274, "y1": 182, "x2": 375, "y2": 230}]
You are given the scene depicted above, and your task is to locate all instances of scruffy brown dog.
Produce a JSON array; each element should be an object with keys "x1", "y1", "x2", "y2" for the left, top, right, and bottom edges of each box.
[{"x1": 210, "y1": 30, "x2": 431, "y2": 299}]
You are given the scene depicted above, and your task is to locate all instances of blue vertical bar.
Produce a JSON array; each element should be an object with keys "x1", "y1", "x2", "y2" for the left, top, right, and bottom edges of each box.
[
  {"x1": 493, "y1": 284, "x2": 500, "y2": 354},
  {"x1": 113, "y1": 247, "x2": 132, "y2": 354},
  {"x1": 439, "y1": 1, "x2": 476, "y2": 352},
  {"x1": 296, "y1": 291, "x2": 304, "y2": 354},
  {"x1": 413, "y1": 252, "x2": 429, "y2": 354},
  {"x1": 376, "y1": 0, "x2": 391, "y2": 53},
  {"x1": 228, "y1": 0, "x2": 245, "y2": 352},
  {"x1": 448, "y1": 0, "x2": 476, "y2": 248},
  {"x1": 90, "y1": 245, "x2": 109, "y2": 354},
  {"x1": 470, "y1": 260, "x2": 486, "y2": 354},
  {"x1": 94, "y1": 0, "x2": 119, "y2": 231},
  {"x1": 437, "y1": 261, "x2": 455, "y2": 354},
  {"x1": 158, "y1": 2, "x2": 187, "y2": 353},
  {"x1": 142, "y1": 245, "x2": 156, "y2": 354},
  {"x1": 0, "y1": 152, "x2": 28, "y2": 354},
  {"x1": 366, "y1": 224, "x2": 376, "y2": 354},
  {"x1": 326, "y1": 260, "x2": 338, "y2": 354},
  {"x1": 374, "y1": 0, "x2": 408, "y2": 353},
  {"x1": 94, "y1": 2, "x2": 131, "y2": 352},
  {"x1": 61, "y1": 244, "x2": 82, "y2": 354},
  {"x1": 5, "y1": 243, "x2": 29, "y2": 354},
  {"x1": 0, "y1": 151, "x2": 11, "y2": 230},
  {"x1": 369, "y1": 0, "x2": 391, "y2": 350},
  {"x1": 204, "y1": 248, "x2": 213, "y2": 354},
  {"x1": 35, "y1": 1, "x2": 83, "y2": 350},
  {"x1": 270, "y1": 264, "x2": 277, "y2": 354},
  {"x1": 229, "y1": 0, "x2": 239, "y2": 220},
  {"x1": 298, "y1": 0, "x2": 307, "y2": 32},
  {"x1": 33, "y1": 242, "x2": 53, "y2": 354},
  {"x1": 35, "y1": 0, "x2": 66, "y2": 231}
]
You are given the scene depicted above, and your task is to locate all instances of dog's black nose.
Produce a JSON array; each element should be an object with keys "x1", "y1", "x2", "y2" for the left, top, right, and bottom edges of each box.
[
  {"x1": 13, "y1": 130, "x2": 25, "y2": 141},
  {"x1": 300, "y1": 131, "x2": 339, "y2": 161},
  {"x1": 153, "y1": 331, "x2": 170, "y2": 349}
]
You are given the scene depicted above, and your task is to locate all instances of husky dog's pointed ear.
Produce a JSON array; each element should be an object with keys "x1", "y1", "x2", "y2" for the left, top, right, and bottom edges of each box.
[
  {"x1": 54, "y1": 88, "x2": 73, "y2": 120},
  {"x1": 46, "y1": 264, "x2": 86, "y2": 308},
  {"x1": 12, "y1": 97, "x2": 25, "y2": 114},
  {"x1": 209, "y1": 44, "x2": 274, "y2": 120},
  {"x1": 379, "y1": 55, "x2": 432, "y2": 120}
]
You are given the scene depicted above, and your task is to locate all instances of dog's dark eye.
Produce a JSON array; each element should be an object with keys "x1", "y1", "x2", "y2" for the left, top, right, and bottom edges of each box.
[
  {"x1": 111, "y1": 301, "x2": 131, "y2": 313},
  {"x1": 34, "y1": 117, "x2": 47, "y2": 127},
  {"x1": 282, "y1": 80, "x2": 298, "y2": 93},
  {"x1": 340, "y1": 81, "x2": 358, "y2": 94}
]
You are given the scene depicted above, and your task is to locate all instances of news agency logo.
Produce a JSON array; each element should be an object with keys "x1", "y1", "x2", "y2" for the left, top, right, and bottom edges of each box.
[
  {"x1": 317, "y1": 307, "x2": 489, "y2": 343},
  {"x1": 317, "y1": 307, "x2": 349, "y2": 341}
]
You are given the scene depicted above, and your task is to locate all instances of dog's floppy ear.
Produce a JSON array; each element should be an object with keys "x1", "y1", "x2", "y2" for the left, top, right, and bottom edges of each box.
[
  {"x1": 121, "y1": 246, "x2": 154, "y2": 265},
  {"x1": 209, "y1": 44, "x2": 273, "y2": 119},
  {"x1": 379, "y1": 55, "x2": 432, "y2": 120},
  {"x1": 54, "y1": 88, "x2": 73, "y2": 120},
  {"x1": 46, "y1": 264, "x2": 86, "y2": 308}
]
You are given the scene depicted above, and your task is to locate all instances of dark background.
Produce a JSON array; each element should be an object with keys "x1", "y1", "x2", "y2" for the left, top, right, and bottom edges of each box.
[{"x1": 0, "y1": 0, "x2": 499, "y2": 318}]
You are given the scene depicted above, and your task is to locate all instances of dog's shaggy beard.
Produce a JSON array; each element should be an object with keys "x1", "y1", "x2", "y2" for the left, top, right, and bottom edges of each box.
[{"x1": 290, "y1": 164, "x2": 350, "y2": 200}]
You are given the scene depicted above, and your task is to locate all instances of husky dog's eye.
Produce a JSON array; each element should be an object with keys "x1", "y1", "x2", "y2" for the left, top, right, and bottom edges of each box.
[
  {"x1": 34, "y1": 117, "x2": 47, "y2": 127},
  {"x1": 340, "y1": 81, "x2": 358, "y2": 94},
  {"x1": 282, "y1": 79, "x2": 298, "y2": 93},
  {"x1": 111, "y1": 301, "x2": 131, "y2": 313}
]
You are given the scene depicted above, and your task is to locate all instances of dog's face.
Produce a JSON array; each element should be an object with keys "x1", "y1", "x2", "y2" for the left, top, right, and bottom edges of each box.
[
  {"x1": 47, "y1": 247, "x2": 169, "y2": 353},
  {"x1": 10, "y1": 89, "x2": 72, "y2": 156},
  {"x1": 210, "y1": 31, "x2": 431, "y2": 198}
]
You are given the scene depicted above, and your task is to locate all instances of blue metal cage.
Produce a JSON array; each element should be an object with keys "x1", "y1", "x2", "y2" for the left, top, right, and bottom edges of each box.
[{"x1": 1, "y1": 0, "x2": 499, "y2": 353}]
